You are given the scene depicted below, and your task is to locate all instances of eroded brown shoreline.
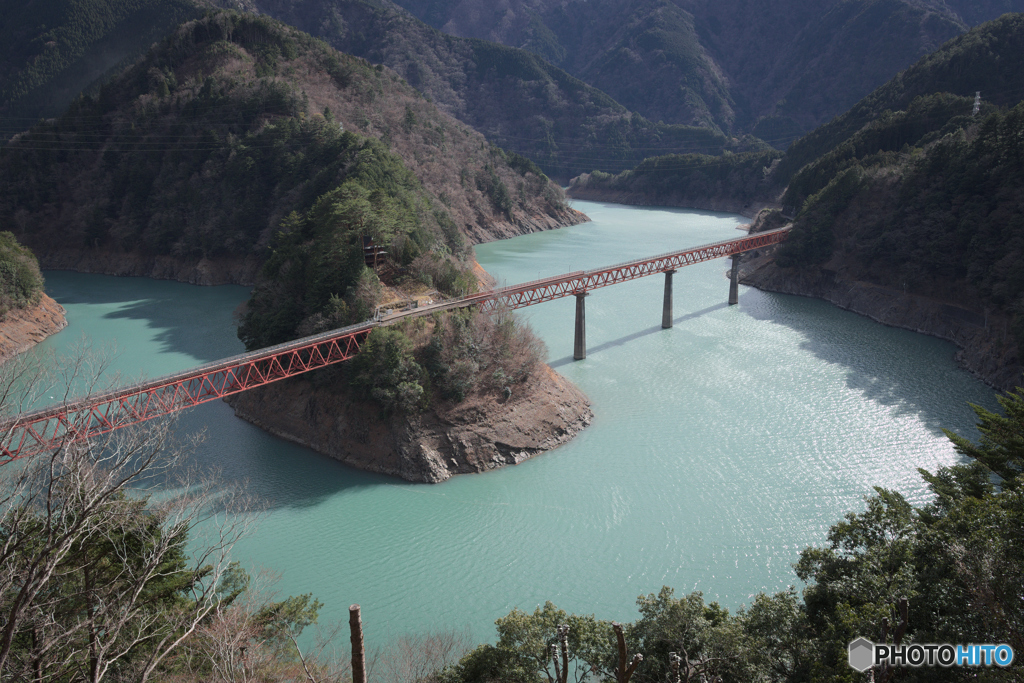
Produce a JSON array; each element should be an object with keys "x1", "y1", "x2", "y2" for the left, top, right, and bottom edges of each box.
[{"x1": 0, "y1": 294, "x2": 68, "y2": 362}]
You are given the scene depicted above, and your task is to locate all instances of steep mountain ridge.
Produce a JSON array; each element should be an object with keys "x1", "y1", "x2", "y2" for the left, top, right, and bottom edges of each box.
[
  {"x1": 543, "y1": 0, "x2": 736, "y2": 131},
  {"x1": 776, "y1": 12, "x2": 1024, "y2": 186},
  {"x1": 384, "y1": 0, "x2": 1023, "y2": 137},
  {"x1": 218, "y1": 0, "x2": 761, "y2": 180},
  {"x1": 572, "y1": 14, "x2": 1024, "y2": 213}
]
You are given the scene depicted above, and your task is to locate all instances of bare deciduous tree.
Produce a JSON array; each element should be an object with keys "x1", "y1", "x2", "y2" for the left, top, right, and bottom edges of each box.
[
  {"x1": 611, "y1": 622, "x2": 641, "y2": 683},
  {"x1": 374, "y1": 627, "x2": 471, "y2": 683},
  {"x1": 176, "y1": 566, "x2": 351, "y2": 683},
  {"x1": 0, "y1": 346, "x2": 258, "y2": 682}
]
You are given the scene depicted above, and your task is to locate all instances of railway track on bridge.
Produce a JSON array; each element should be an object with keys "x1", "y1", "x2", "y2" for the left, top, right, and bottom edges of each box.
[{"x1": 0, "y1": 226, "x2": 789, "y2": 462}]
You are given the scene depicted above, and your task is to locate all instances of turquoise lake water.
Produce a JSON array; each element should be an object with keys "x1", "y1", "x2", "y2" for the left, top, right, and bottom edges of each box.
[{"x1": 23, "y1": 200, "x2": 998, "y2": 647}]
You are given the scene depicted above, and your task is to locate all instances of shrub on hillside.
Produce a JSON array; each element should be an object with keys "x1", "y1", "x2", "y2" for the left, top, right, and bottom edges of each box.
[
  {"x1": 423, "y1": 308, "x2": 544, "y2": 402},
  {"x1": 350, "y1": 327, "x2": 426, "y2": 415},
  {"x1": 410, "y1": 252, "x2": 478, "y2": 297},
  {"x1": 0, "y1": 231, "x2": 43, "y2": 319}
]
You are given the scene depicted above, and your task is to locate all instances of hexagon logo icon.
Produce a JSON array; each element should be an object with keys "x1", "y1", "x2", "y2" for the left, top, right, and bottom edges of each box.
[{"x1": 848, "y1": 638, "x2": 875, "y2": 672}]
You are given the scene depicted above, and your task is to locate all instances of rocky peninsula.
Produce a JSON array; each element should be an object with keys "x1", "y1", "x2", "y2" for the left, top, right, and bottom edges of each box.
[
  {"x1": 229, "y1": 363, "x2": 592, "y2": 483},
  {"x1": 227, "y1": 252, "x2": 595, "y2": 483}
]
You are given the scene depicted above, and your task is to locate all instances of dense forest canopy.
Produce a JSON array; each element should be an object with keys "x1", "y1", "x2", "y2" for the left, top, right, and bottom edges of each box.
[{"x1": 0, "y1": 0, "x2": 204, "y2": 122}]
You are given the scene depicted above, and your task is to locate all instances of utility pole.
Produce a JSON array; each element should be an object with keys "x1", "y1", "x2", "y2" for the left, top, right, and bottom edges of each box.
[
  {"x1": 973, "y1": 91, "x2": 981, "y2": 116},
  {"x1": 350, "y1": 604, "x2": 367, "y2": 683}
]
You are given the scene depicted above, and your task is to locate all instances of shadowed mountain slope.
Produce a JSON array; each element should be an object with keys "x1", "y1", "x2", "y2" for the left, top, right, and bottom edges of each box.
[{"x1": 776, "y1": 12, "x2": 1024, "y2": 188}]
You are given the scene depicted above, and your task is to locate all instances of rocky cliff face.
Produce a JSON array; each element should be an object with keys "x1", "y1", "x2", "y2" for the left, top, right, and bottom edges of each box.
[
  {"x1": 741, "y1": 252, "x2": 1022, "y2": 391},
  {"x1": 0, "y1": 294, "x2": 68, "y2": 362},
  {"x1": 227, "y1": 363, "x2": 593, "y2": 483}
]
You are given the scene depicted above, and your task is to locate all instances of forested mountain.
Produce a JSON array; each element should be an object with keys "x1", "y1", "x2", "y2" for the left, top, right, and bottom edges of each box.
[
  {"x1": 0, "y1": 0, "x2": 205, "y2": 124},
  {"x1": 384, "y1": 0, "x2": 1024, "y2": 138},
  {"x1": 771, "y1": 14, "x2": 1024, "y2": 284},
  {"x1": 776, "y1": 11, "x2": 1024, "y2": 190},
  {"x1": 757, "y1": 14, "x2": 1024, "y2": 384},
  {"x1": 770, "y1": 96, "x2": 1024, "y2": 365},
  {"x1": 576, "y1": 14, "x2": 1024, "y2": 215},
  {"x1": 215, "y1": 0, "x2": 765, "y2": 180},
  {"x1": 0, "y1": 11, "x2": 584, "y2": 343}
]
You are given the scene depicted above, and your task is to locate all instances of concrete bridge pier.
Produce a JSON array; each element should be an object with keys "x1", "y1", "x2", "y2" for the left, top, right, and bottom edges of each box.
[
  {"x1": 729, "y1": 254, "x2": 741, "y2": 305},
  {"x1": 574, "y1": 292, "x2": 589, "y2": 360},
  {"x1": 662, "y1": 270, "x2": 677, "y2": 328}
]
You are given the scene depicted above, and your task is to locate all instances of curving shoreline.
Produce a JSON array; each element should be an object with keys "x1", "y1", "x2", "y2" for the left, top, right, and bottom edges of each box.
[
  {"x1": 740, "y1": 253, "x2": 1022, "y2": 391},
  {"x1": 566, "y1": 178, "x2": 779, "y2": 219},
  {"x1": 3, "y1": 205, "x2": 593, "y2": 483},
  {"x1": 30, "y1": 207, "x2": 589, "y2": 288}
]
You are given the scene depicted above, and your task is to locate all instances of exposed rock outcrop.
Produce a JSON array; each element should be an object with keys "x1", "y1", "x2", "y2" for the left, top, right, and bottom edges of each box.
[
  {"x1": 461, "y1": 206, "x2": 588, "y2": 244},
  {"x1": 227, "y1": 364, "x2": 593, "y2": 483},
  {"x1": 741, "y1": 252, "x2": 1022, "y2": 391},
  {"x1": 0, "y1": 294, "x2": 68, "y2": 362}
]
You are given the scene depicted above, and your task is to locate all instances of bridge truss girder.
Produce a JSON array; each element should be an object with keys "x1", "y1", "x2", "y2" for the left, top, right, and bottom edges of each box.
[
  {"x1": 1, "y1": 326, "x2": 372, "y2": 463},
  {"x1": 476, "y1": 228, "x2": 787, "y2": 312}
]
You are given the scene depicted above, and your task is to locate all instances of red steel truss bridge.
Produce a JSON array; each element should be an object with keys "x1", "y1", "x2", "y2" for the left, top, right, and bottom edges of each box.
[
  {"x1": 464, "y1": 225, "x2": 788, "y2": 311},
  {"x1": 0, "y1": 226, "x2": 788, "y2": 463}
]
